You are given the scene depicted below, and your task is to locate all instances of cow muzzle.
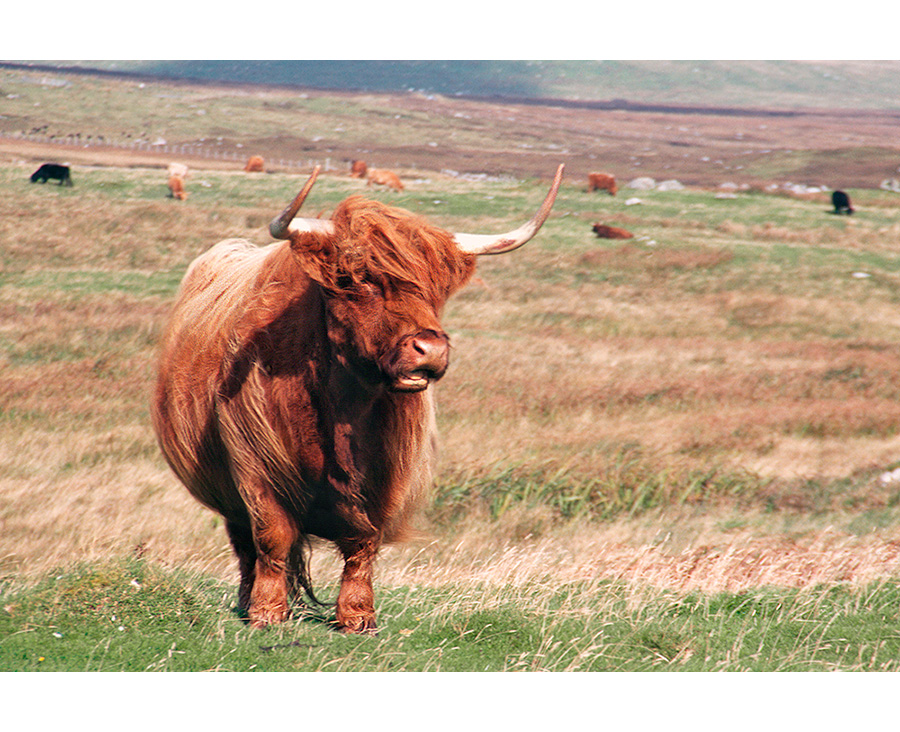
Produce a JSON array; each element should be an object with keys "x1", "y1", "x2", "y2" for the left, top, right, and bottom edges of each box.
[{"x1": 389, "y1": 330, "x2": 450, "y2": 392}]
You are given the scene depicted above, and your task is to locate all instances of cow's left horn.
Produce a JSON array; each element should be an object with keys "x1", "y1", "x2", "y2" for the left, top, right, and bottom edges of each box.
[
  {"x1": 453, "y1": 163, "x2": 564, "y2": 255},
  {"x1": 270, "y1": 166, "x2": 337, "y2": 239}
]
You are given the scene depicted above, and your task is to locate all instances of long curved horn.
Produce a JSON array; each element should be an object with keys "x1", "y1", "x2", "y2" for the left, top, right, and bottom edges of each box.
[
  {"x1": 453, "y1": 163, "x2": 564, "y2": 255},
  {"x1": 269, "y1": 166, "x2": 336, "y2": 239}
]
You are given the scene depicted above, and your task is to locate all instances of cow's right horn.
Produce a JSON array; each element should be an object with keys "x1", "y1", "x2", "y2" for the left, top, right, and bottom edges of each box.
[
  {"x1": 453, "y1": 163, "x2": 564, "y2": 255},
  {"x1": 270, "y1": 166, "x2": 336, "y2": 239}
]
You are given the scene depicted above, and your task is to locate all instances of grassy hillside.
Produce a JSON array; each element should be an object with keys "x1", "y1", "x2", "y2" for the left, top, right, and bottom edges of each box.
[
  {"x1": 3, "y1": 65, "x2": 900, "y2": 190},
  {"x1": 19, "y1": 60, "x2": 900, "y2": 111}
]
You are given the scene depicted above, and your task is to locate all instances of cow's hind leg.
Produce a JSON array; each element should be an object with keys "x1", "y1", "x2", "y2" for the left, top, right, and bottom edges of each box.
[
  {"x1": 335, "y1": 537, "x2": 380, "y2": 634},
  {"x1": 225, "y1": 519, "x2": 256, "y2": 616}
]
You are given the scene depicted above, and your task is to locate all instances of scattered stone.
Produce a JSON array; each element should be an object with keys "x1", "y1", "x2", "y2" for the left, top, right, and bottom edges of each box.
[
  {"x1": 879, "y1": 467, "x2": 900, "y2": 484},
  {"x1": 627, "y1": 177, "x2": 657, "y2": 190},
  {"x1": 657, "y1": 179, "x2": 684, "y2": 191}
]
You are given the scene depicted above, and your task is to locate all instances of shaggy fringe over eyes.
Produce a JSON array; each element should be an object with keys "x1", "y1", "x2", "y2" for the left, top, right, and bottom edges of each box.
[{"x1": 293, "y1": 196, "x2": 477, "y2": 306}]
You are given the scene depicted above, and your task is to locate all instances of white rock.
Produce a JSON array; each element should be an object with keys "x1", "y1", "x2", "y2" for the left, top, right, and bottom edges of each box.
[
  {"x1": 657, "y1": 179, "x2": 684, "y2": 191},
  {"x1": 627, "y1": 177, "x2": 657, "y2": 190}
]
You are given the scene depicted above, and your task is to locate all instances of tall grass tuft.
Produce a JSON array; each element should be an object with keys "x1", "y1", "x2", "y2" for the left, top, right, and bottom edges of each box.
[{"x1": 432, "y1": 447, "x2": 764, "y2": 523}]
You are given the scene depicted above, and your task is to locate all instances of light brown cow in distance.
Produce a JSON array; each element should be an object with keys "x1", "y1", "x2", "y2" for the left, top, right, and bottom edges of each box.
[
  {"x1": 167, "y1": 174, "x2": 188, "y2": 201},
  {"x1": 244, "y1": 155, "x2": 265, "y2": 173},
  {"x1": 168, "y1": 162, "x2": 189, "y2": 180},
  {"x1": 152, "y1": 164, "x2": 564, "y2": 633},
  {"x1": 350, "y1": 160, "x2": 368, "y2": 178},
  {"x1": 367, "y1": 168, "x2": 404, "y2": 191},
  {"x1": 588, "y1": 172, "x2": 618, "y2": 195}
]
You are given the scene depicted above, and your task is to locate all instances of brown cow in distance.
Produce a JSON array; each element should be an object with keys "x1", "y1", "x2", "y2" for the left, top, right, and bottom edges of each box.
[
  {"x1": 367, "y1": 168, "x2": 404, "y2": 191},
  {"x1": 592, "y1": 222, "x2": 633, "y2": 239},
  {"x1": 350, "y1": 160, "x2": 368, "y2": 178},
  {"x1": 167, "y1": 174, "x2": 188, "y2": 201},
  {"x1": 588, "y1": 172, "x2": 618, "y2": 195},
  {"x1": 244, "y1": 155, "x2": 265, "y2": 173},
  {"x1": 152, "y1": 164, "x2": 564, "y2": 633}
]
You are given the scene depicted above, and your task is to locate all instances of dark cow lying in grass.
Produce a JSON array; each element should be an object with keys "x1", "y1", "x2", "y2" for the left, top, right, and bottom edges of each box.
[{"x1": 30, "y1": 163, "x2": 73, "y2": 186}]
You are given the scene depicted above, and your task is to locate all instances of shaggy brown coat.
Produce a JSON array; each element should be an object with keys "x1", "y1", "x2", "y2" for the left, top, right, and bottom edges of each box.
[
  {"x1": 367, "y1": 168, "x2": 404, "y2": 191},
  {"x1": 592, "y1": 222, "x2": 633, "y2": 239},
  {"x1": 152, "y1": 196, "x2": 476, "y2": 633},
  {"x1": 244, "y1": 155, "x2": 265, "y2": 173},
  {"x1": 167, "y1": 174, "x2": 188, "y2": 201},
  {"x1": 588, "y1": 172, "x2": 618, "y2": 195}
]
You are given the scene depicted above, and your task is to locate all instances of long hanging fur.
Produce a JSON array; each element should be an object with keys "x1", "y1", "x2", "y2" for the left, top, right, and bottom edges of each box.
[{"x1": 152, "y1": 197, "x2": 476, "y2": 614}]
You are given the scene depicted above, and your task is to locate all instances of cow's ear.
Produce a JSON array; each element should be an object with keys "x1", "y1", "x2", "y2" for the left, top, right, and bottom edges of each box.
[{"x1": 289, "y1": 231, "x2": 340, "y2": 290}]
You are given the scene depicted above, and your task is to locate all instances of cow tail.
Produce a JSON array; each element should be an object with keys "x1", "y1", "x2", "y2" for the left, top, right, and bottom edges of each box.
[{"x1": 288, "y1": 535, "x2": 329, "y2": 608}]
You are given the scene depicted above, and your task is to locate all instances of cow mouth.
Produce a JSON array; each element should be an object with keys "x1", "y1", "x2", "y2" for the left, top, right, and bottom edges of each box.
[{"x1": 391, "y1": 371, "x2": 434, "y2": 392}]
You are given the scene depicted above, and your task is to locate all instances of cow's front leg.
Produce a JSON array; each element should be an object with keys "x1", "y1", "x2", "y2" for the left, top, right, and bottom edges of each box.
[{"x1": 335, "y1": 537, "x2": 380, "y2": 634}]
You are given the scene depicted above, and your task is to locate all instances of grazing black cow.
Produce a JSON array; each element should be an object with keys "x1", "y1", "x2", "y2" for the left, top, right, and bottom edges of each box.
[
  {"x1": 832, "y1": 190, "x2": 853, "y2": 215},
  {"x1": 30, "y1": 163, "x2": 72, "y2": 186}
]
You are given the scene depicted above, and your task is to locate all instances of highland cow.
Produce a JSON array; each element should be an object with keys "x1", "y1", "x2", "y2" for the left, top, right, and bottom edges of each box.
[{"x1": 152, "y1": 164, "x2": 564, "y2": 633}]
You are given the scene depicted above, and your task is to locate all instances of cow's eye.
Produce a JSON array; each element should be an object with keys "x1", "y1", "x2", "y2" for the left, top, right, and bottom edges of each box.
[{"x1": 359, "y1": 277, "x2": 389, "y2": 299}]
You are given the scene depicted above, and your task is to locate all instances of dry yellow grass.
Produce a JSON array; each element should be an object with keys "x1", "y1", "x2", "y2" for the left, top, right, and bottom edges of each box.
[{"x1": 343, "y1": 504, "x2": 900, "y2": 601}]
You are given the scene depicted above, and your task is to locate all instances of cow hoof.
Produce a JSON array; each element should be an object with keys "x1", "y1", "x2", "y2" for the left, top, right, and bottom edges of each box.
[
  {"x1": 248, "y1": 605, "x2": 291, "y2": 629},
  {"x1": 337, "y1": 616, "x2": 378, "y2": 635}
]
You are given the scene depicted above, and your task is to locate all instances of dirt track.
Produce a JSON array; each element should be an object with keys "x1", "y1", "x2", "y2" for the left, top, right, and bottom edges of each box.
[{"x1": 0, "y1": 138, "x2": 240, "y2": 173}]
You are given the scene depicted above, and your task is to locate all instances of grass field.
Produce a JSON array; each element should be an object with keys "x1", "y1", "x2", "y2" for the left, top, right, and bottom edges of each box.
[
  {"x1": 2, "y1": 67, "x2": 900, "y2": 674},
  {"x1": 3, "y1": 161, "x2": 900, "y2": 673}
]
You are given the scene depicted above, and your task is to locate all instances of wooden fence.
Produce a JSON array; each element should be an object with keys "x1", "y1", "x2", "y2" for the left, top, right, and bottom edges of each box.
[{"x1": 0, "y1": 131, "x2": 335, "y2": 172}]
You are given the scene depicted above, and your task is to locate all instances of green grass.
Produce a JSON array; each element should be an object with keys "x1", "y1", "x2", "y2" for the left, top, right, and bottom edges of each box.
[
  {"x1": 3, "y1": 558, "x2": 899, "y2": 671},
  {"x1": 0, "y1": 269, "x2": 183, "y2": 297}
]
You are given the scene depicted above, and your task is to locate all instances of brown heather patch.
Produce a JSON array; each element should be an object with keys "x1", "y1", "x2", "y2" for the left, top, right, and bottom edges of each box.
[
  {"x1": 0, "y1": 188, "x2": 268, "y2": 271},
  {"x1": 579, "y1": 244, "x2": 734, "y2": 276},
  {"x1": 437, "y1": 327, "x2": 900, "y2": 482},
  {"x1": 728, "y1": 219, "x2": 900, "y2": 253},
  {"x1": 0, "y1": 453, "x2": 233, "y2": 580},
  {"x1": 0, "y1": 297, "x2": 163, "y2": 428}
]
